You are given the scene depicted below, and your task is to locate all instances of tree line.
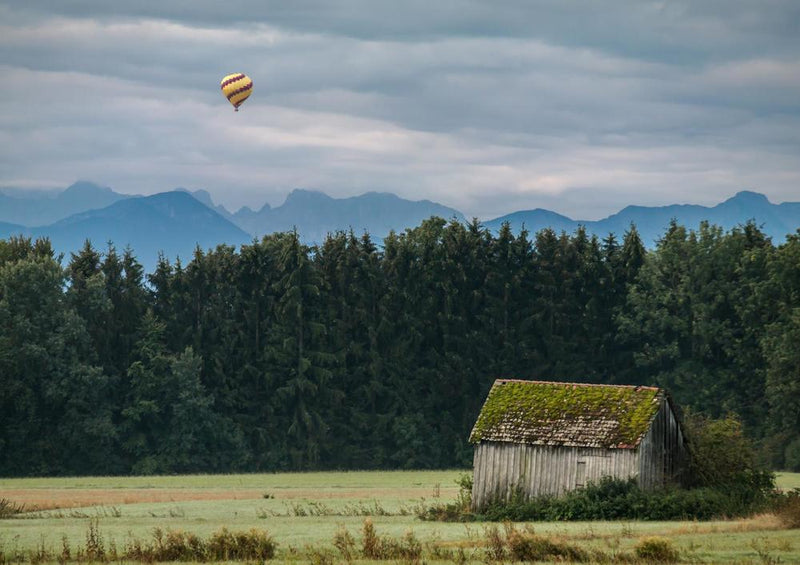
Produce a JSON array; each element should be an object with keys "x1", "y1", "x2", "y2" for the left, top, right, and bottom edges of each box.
[{"x1": 1, "y1": 218, "x2": 798, "y2": 476}]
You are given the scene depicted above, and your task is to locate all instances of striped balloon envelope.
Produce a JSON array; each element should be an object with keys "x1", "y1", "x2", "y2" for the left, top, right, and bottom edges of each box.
[{"x1": 220, "y1": 73, "x2": 253, "y2": 111}]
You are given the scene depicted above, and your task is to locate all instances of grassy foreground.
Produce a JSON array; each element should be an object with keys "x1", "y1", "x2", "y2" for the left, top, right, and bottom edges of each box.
[{"x1": 1, "y1": 471, "x2": 799, "y2": 564}]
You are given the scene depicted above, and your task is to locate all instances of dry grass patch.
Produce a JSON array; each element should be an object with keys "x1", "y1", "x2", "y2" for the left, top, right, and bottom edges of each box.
[
  {"x1": 274, "y1": 487, "x2": 456, "y2": 500},
  {"x1": 0, "y1": 486, "x2": 454, "y2": 511},
  {"x1": 669, "y1": 513, "x2": 784, "y2": 536},
  {"x1": 0, "y1": 488, "x2": 266, "y2": 510}
]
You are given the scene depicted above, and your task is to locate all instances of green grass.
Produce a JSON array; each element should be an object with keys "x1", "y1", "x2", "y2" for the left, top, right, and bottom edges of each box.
[
  {"x1": 2, "y1": 470, "x2": 799, "y2": 564},
  {"x1": 776, "y1": 471, "x2": 800, "y2": 491}
]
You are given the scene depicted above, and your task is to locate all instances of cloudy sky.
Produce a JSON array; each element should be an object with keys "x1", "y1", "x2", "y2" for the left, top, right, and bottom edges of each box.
[{"x1": 1, "y1": 1, "x2": 799, "y2": 219}]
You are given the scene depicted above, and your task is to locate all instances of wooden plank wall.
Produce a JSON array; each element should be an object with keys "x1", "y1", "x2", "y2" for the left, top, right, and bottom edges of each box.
[
  {"x1": 471, "y1": 442, "x2": 637, "y2": 510},
  {"x1": 637, "y1": 397, "x2": 687, "y2": 489}
]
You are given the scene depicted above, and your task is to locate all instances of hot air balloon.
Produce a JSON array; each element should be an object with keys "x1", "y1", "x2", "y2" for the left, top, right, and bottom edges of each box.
[{"x1": 220, "y1": 73, "x2": 253, "y2": 111}]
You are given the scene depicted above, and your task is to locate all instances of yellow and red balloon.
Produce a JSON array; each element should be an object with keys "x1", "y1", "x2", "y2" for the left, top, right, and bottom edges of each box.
[{"x1": 220, "y1": 73, "x2": 253, "y2": 111}]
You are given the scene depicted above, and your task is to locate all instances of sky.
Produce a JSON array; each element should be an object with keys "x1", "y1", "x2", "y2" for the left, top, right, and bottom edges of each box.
[{"x1": 1, "y1": 1, "x2": 799, "y2": 220}]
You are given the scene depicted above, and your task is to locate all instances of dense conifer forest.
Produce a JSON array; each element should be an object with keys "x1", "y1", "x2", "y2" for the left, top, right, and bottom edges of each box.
[{"x1": 1, "y1": 218, "x2": 799, "y2": 476}]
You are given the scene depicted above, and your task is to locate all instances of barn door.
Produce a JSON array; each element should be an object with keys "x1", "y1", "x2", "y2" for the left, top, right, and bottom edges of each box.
[{"x1": 575, "y1": 460, "x2": 586, "y2": 488}]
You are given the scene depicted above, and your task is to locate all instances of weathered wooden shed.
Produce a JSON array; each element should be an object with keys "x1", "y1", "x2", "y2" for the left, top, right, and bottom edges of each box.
[{"x1": 469, "y1": 379, "x2": 688, "y2": 510}]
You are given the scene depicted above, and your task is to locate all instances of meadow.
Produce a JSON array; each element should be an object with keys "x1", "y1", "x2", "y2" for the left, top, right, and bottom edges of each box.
[{"x1": 1, "y1": 471, "x2": 799, "y2": 564}]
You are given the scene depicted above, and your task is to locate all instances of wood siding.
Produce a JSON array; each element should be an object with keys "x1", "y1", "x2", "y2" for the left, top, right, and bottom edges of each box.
[
  {"x1": 637, "y1": 397, "x2": 687, "y2": 490},
  {"x1": 471, "y1": 442, "x2": 637, "y2": 509},
  {"x1": 471, "y1": 397, "x2": 688, "y2": 510}
]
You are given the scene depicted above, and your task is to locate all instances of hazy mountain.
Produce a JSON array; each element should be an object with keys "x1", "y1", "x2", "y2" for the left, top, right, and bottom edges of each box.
[
  {"x1": 3, "y1": 181, "x2": 798, "y2": 273},
  {"x1": 175, "y1": 187, "x2": 233, "y2": 220},
  {"x1": 484, "y1": 208, "x2": 579, "y2": 236},
  {"x1": 0, "y1": 187, "x2": 61, "y2": 199},
  {"x1": 0, "y1": 221, "x2": 28, "y2": 236},
  {"x1": 485, "y1": 191, "x2": 800, "y2": 246},
  {"x1": 231, "y1": 189, "x2": 465, "y2": 243},
  {"x1": 0, "y1": 191, "x2": 251, "y2": 271},
  {"x1": 0, "y1": 181, "x2": 130, "y2": 226}
]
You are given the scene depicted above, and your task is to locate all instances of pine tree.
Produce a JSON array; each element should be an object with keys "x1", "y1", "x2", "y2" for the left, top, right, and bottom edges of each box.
[{"x1": 270, "y1": 231, "x2": 333, "y2": 469}]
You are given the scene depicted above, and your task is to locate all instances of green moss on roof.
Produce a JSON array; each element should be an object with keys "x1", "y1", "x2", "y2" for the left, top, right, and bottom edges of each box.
[{"x1": 469, "y1": 379, "x2": 662, "y2": 449}]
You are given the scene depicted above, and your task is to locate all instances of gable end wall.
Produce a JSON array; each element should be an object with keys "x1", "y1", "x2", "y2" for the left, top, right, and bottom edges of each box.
[{"x1": 637, "y1": 397, "x2": 687, "y2": 489}]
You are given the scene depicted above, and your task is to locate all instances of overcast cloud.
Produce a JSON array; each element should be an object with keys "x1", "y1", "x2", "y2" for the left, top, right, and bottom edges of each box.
[{"x1": 1, "y1": 1, "x2": 799, "y2": 219}]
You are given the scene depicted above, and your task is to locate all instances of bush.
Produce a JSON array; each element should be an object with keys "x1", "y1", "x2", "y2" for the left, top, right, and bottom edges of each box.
[
  {"x1": 483, "y1": 525, "x2": 505, "y2": 561},
  {"x1": 479, "y1": 524, "x2": 596, "y2": 563},
  {"x1": 149, "y1": 528, "x2": 206, "y2": 561},
  {"x1": 206, "y1": 528, "x2": 275, "y2": 561},
  {"x1": 423, "y1": 476, "x2": 774, "y2": 522},
  {"x1": 634, "y1": 537, "x2": 679, "y2": 563},
  {"x1": 505, "y1": 526, "x2": 589, "y2": 563},
  {"x1": 124, "y1": 526, "x2": 275, "y2": 562},
  {"x1": 455, "y1": 472, "x2": 473, "y2": 510},
  {"x1": 359, "y1": 519, "x2": 421, "y2": 561},
  {"x1": 381, "y1": 530, "x2": 421, "y2": 561},
  {"x1": 684, "y1": 412, "x2": 775, "y2": 501},
  {"x1": 774, "y1": 489, "x2": 800, "y2": 529},
  {"x1": 482, "y1": 477, "x2": 756, "y2": 521}
]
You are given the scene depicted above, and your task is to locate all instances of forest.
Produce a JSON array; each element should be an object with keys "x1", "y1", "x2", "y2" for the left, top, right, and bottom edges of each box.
[{"x1": 0, "y1": 218, "x2": 798, "y2": 477}]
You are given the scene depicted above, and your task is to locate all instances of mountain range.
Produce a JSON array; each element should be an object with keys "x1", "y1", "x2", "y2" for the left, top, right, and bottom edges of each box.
[
  {"x1": 1, "y1": 181, "x2": 798, "y2": 272},
  {"x1": 230, "y1": 189, "x2": 463, "y2": 242},
  {"x1": 485, "y1": 190, "x2": 800, "y2": 247},
  {"x1": 0, "y1": 181, "x2": 131, "y2": 226},
  {"x1": 0, "y1": 191, "x2": 251, "y2": 271}
]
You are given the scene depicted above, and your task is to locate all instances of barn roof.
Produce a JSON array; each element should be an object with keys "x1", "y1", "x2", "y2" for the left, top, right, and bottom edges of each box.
[{"x1": 469, "y1": 379, "x2": 663, "y2": 449}]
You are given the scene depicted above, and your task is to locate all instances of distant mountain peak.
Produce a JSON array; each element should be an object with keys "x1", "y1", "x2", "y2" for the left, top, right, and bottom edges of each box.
[
  {"x1": 726, "y1": 190, "x2": 770, "y2": 205},
  {"x1": 356, "y1": 191, "x2": 402, "y2": 202},
  {"x1": 231, "y1": 187, "x2": 464, "y2": 242},
  {"x1": 175, "y1": 187, "x2": 215, "y2": 207},
  {"x1": 0, "y1": 180, "x2": 128, "y2": 227},
  {"x1": 508, "y1": 207, "x2": 573, "y2": 218},
  {"x1": 15, "y1": 190, "x2": 253, "y2": 272},
  {"x1": 283, "y1": 188, "x2": 333, "y2": 205},
  {"x1": 62, "y1": 180, "x2": 113, "y2": 196}
]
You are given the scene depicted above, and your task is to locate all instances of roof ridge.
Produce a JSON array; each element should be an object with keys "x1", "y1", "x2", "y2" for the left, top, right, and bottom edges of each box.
[{"x1": 494, "y1": 379, "x2": 661, "y2": 392}]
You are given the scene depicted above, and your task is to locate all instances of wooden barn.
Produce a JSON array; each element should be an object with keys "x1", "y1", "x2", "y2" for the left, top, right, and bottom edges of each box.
[{"x1": 469, "y1": 379, "x2": 688, "y2": 510}]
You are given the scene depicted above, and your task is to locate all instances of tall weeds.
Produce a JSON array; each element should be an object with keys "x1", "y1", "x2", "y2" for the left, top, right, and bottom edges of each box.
[
  {"x1": 332, "y1": 525, "x2": 356, "y2": 562},
  {"x1": 83, "y1": 519, "x2": 105, "y2": 562},
  {"x1": 633, "y1": 537, "x2": 680, "y2": 563},
  {"x1": 11, "y1": 521, "x2": 277, "y2": 564},
  {"x1": 0, "y1": 499, "x2": 25, "y2": 519},
  {"x1": 481, "y1": 523, "x2": 596, "y2": 563},
  {"x1": 343, "y1": 519, "x2": 422, "y2": 562}
]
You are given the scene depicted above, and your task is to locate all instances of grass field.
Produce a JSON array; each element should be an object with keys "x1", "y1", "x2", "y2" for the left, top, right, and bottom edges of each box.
[
  {"x1": 778, "y1": 471, "x2": 800, "y2": 491},
  {"x1": 1, "y1": 470, "x2": 799, "y2": 564}
]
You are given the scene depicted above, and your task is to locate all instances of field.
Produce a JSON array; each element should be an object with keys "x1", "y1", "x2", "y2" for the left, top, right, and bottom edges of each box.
[{"x1": 1, "y1": 471, "x2": 799, "y2": 564}]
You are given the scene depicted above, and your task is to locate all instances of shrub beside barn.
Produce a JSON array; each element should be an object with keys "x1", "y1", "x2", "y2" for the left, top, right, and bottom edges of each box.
[{"x1": 469, "y1": 379, "x2": 688, "y2": 510}]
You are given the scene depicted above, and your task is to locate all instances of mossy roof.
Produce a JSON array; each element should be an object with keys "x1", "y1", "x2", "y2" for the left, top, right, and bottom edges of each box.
[{"x1": 469, "y1": 379, "x2": 663, "y2": 449}]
